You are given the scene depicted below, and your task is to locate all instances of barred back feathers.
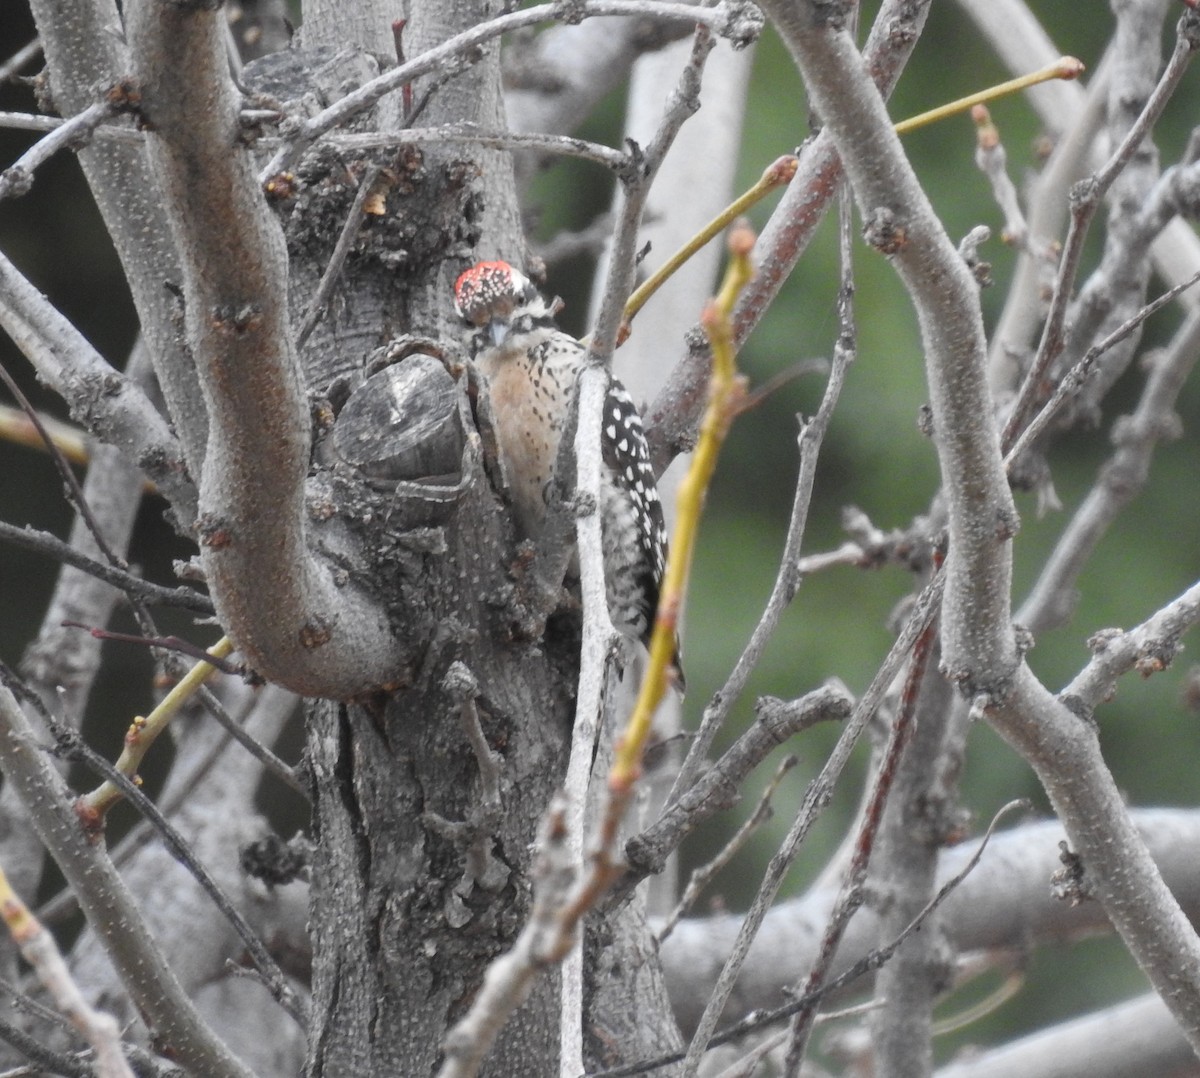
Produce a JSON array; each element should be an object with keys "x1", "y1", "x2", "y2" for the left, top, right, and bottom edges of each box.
[{"x1": 453, "y1": 260, "x2": 683, "y2": 689}]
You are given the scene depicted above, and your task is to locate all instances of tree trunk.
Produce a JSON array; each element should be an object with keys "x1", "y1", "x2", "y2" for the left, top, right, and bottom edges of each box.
[{"x1": 283, "y1": 6, "x2": 583, "y2": 1072}]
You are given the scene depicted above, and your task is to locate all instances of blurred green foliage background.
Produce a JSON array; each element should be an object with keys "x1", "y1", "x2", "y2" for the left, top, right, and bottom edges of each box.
[{"x1": 1, "y1": 0, "x2": 1199, "y2": 1065}]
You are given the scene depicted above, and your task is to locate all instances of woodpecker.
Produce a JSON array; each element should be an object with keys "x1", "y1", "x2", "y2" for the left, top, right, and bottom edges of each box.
[{"x1": 453, "y1": 260, "x2": 682, "y2": 688}]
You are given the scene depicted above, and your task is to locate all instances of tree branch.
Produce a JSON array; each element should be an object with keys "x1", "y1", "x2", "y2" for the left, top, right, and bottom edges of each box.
[
  {"x1": 260, "y1": 0, "x2": 761, "y2": 180},
  {"x1": 26, "y1": 0, "x2": 210, "y2": 472},
  {"x1": 645, "y1": 0, "x2": 931, "y2": 473},
  {"x1": 760, "y1": 3, "x2": 1017, "y2": 696},
  {"x1": 0, "y1": 866, "x2": 133, "y2": 1078},
  {"x1": 988, "y1": 663, "x2": 1200, "y2": 1050},
  {"x1": 661, "y1": 808, "x2": 1200, "y2": 1035},
  {"x1": 0, "y1": 521, "x2": 211, "y2": 611},
  {"x1": 127, "y1": 0, "x2": 399, "y2": 698},
  {"x1": 0, "y1": 251, "x2": 196, "y2": 523},
  {"x1": 0, "y1": 681, "x2": 255, "y2": 1078},
  {"x1": 760, "y1": 0, "x2": 1200, "y2": 1054},
  {"x1": 1003, "y1": 7, "x2": 1200, "y2": 446},
  {"x1": 0, "y1": 100, "x2": 114, "y2": 201},
  {"x1": 621, "y1": 682, "x2": 852, "y2": 897},
  {"x1": 506, "y1": 15, "x2": 694, "y2": 153},
  {"x1": 668, "y1": 565, "x2": 945, "y2": 1068},
  {"x1": 666, "y1": 191, "x2": 857, "y2": 802},
  {"x1": 957, "y1": 0, "x2": 1200, "y2": 332},
  {"x1": 933, "y1": 992, "x2": 1197, "y2": 1078}
]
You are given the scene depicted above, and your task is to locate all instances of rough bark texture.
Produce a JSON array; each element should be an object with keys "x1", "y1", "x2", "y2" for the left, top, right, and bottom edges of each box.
[
  {"x1": 299, "y1": 352, "x2": 582, "y2": 1072},
  {"x1": 265, "y1": 9, "x2": 590, "y2": 1069}
]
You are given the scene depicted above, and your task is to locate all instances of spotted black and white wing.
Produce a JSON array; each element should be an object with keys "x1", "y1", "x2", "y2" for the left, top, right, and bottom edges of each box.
[{"x1": 600, "y1": 377, "x2": 670, "y2": 639}]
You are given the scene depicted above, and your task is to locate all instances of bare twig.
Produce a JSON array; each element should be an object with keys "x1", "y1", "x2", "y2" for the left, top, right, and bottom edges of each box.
[
  {"x1": 1019, "y1": 306, "x2": 1200, "y2": 631},
  {"x1": 779, "y1": 608, "x2": 940, "y2": 1076},
  {"x1": 258, "y1": 1, "x2": 760, "y2": 180},
  {"x1": 1004, "y1": 268, "x2": 1200, "y2": 470},
  {"x1": 608, "y1": 92, "x2": 741, "y2": 794},
  {"x1": 988, "y1": 660, "x2": 1200, "y2": 1048},
  {"x1": 657, "y1": 754, "x2": 799, "y2": 943},
  {"x1": 324, "y1": 126, "x2": 629, "y2": 171},
  {"x1": 36, "y1": 684, "x2": 301, "y2": 929},
  {"x1": 619, "y1": 154, "x2": 798, "y2": 333},
  {"x1": 587, "y1": 23, "x2": 716, "y2": 359},
  {"x1": 588, "y1": 800, "x2": 1025, "y2": 1077},
  {"x1": 0, "y1": 363, "x2": 128, "y2": 576},
  {"x1": 869, "y1": 640, "x2": 962, "y2": 1069},
  {"x1": 1002, "y1": 9, "x2": 1200, "y2": 450},
  {"x1": 17, "y1": 342, "x2": 164, "y2": 725},
  {"x1": 295, "y1": 163, "x2": 383, "y2": 350},
  {"x1": 972, "y1": 105, "x2": 1027, "y2": 246},
  {"x1": 929, "y1": 967, "x2": 1024, "y2": 1036},
  {"x1": 767, "y1": 0, "x2": 1019, "y2": 693},
  {"x1": 8, "y1": 427, "x2": 150, "y2": 921},
  {"x1": 0, "y1": 362, "x2": 171, "y2": 691},
  {"x1": 666, "y1": 181, "x2": 857, "y2": 803},
  {"x1": 662, "y1": 808, "x2": 1200, "y2": 1037},
  {"x1": 0, "y1": 39, "x2": 41, "y2": 83},
  {"x1": 0, "y1": 250, "x2": 196, "y2": 520},
  {"x1": 710, "y1": 1001, "x2": 881, "y2": 1078},
  {"x1": 986, "y1": 57, "x2": 1110, "y2": 395},
  {"x1": 449, "y1": 664, "x2": 502, "y2": 808},
  {"x1": 559, "y1": 30, "x2": 722, "y2": 1070},
  {"x1": 621, "y1": 681, "x2": 853, "y2": 898},
  {"x1": 1063, "y1": 579, "x2": 1200, "y2": 712},
  {"x1": 0, "y1": 864, "x2": 134, "y2": 1077},
  {"x1": 76, "y1": 640, "x2": 235, "y2": 819},
  {"x1": 0, "y1": 1014, "x2": 92, "y2": 1078},
  {"x1": 0, "y1": 679, "x2": 256, "y2": 1078},
  {"x1": 562, "y1": 363, "x2": 622, "y2": 1075},
  {"x1": 195, "y1": 683, "x2": 305, "y2": 798},
  {"x1": 893, "y1": 56, "x2": 1083, "y2": 136},
  {"x1": 670, "y1": 558, "x2": 945, "y2": 1075},
  {"x1": 645, "y1": 0, "x2": 932, "y2": 474},
  {"x1": 0, "y1": 100, "x2": 114, "y2": 200},
  {"x1": 767, "y1": 0, "x2": 1200, "y2": 1050},
  {"x1": 2, "y1": 669, "x2": 307, "y2": 1029},
  {"x1": 0, "y1": 520, "x2": 213, "y2": 613},
  {"x1": 0, "y1": 402, "x2": 90, "y2": 464},
  {"x1": 61, "y1": 625, "x2": 241, "y2": 674},
  {"x1": 1046, "y1": 6, "x2": 1196, "y2": 427},
  {"x1": 0, "y1": 110, "x2": 634, "y2": 171}
]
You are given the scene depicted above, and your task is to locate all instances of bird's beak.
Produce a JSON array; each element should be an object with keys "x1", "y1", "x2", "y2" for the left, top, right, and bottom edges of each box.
[{"x1": 486, "y1": 318, "x2": 510, "y2": 347}]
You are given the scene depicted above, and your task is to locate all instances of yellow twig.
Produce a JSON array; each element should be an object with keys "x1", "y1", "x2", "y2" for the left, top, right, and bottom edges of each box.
[
  {"x1": 79, "y1": 637, "x2": 235, "y2": 821},
  {"x1": 0, "y1": 404, "x2": 160, "y2": 493},
  {"x1": 610, "y1": 224, "x2": 756, "y2": 792},
  {"x1": 0, "y1": 863, "x2": 136, "y2": 1076},
  {"x1": 611, "y1": 60, "x2": 1081, "y2": 341},
  {"x1": 618, "y1": 155, "x2": 797, "y2": 333},
  {"x1": 893, "y1": 56, "x2": 1084, "y2": 136},
  {"x1": 0, "y1": 403, "x2": 89, "y2": 465},
  {"x1": 931, "y1": 968, "x2": 1025, "y2": 1036},
  {"x1": 0, "y1": 865, "x2": 36, "y2": 944}
]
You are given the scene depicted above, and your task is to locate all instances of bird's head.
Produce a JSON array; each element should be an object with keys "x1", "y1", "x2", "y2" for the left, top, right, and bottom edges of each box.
[{"x1": 453, "y1": 260, "x2": 541, "y2": 348}]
